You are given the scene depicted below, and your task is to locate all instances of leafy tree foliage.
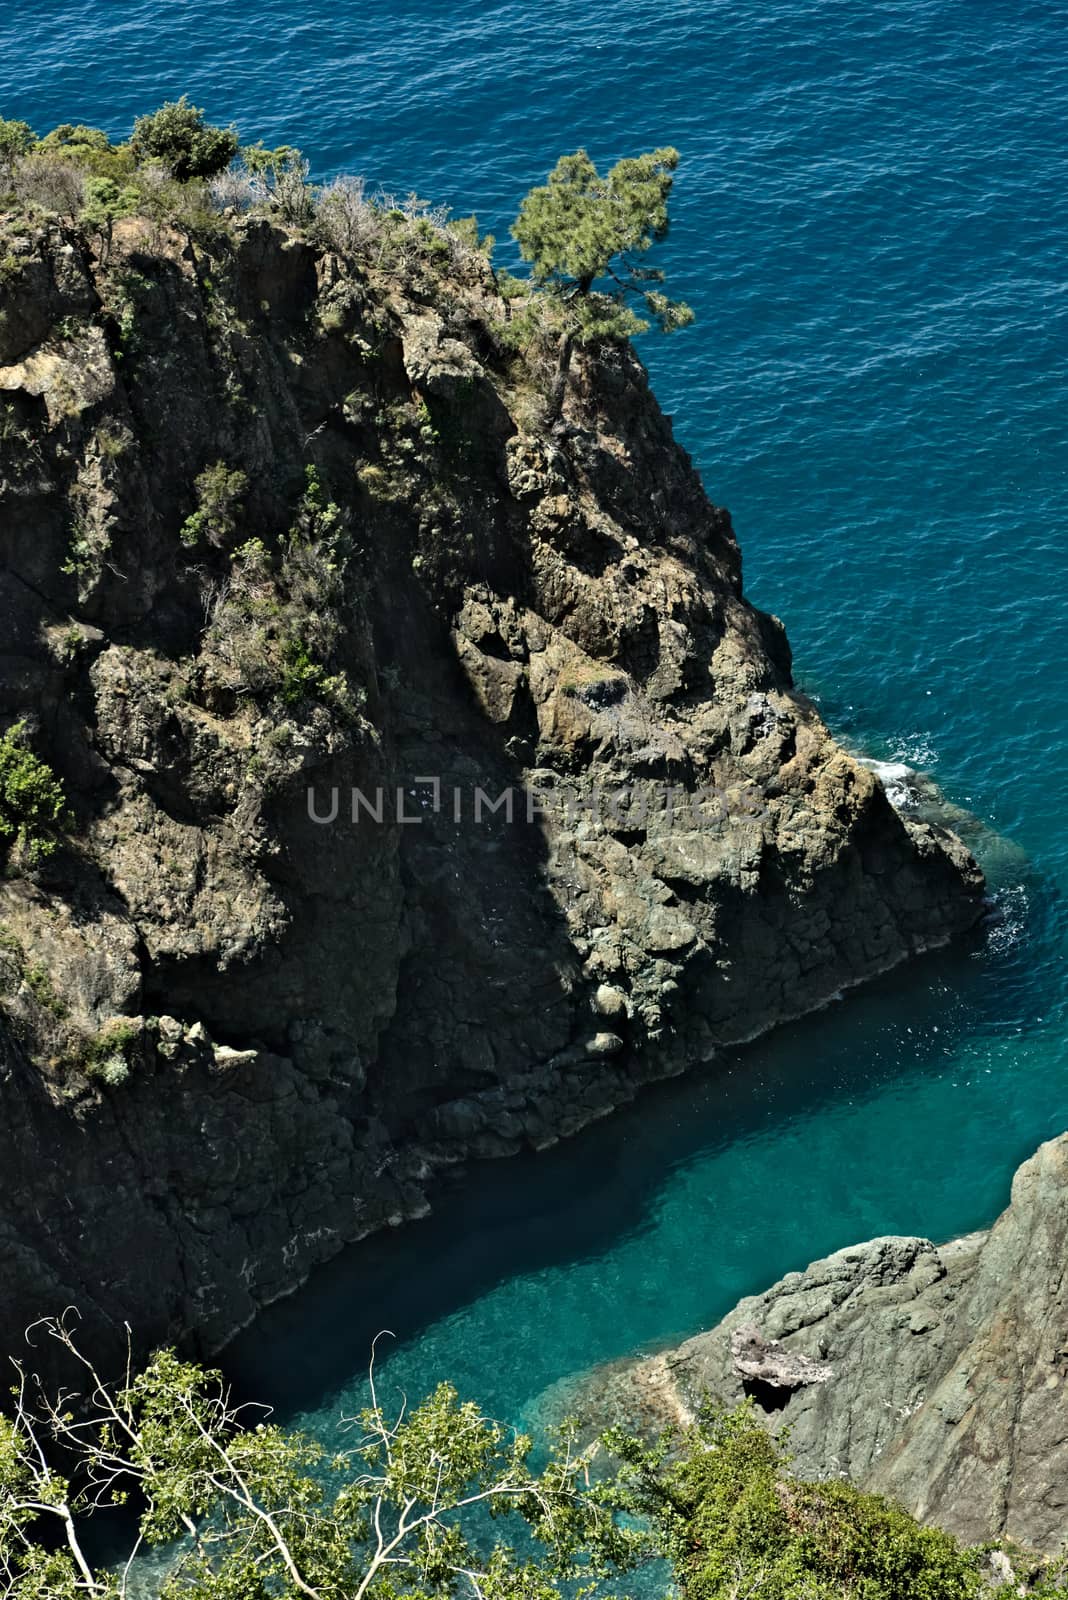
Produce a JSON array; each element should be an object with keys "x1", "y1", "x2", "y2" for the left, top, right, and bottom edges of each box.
[
  {"x1": 0, "y1": 1319, "x2": 1060, "y2": 1600},
  {"x1": 510, "y1": 147, "x2": 693, "y2": 415},
  {"x1": 131, "y1": 98, "x2": 238, "y2": 182},
  {"x1": 512, "y1": 146, "x2": 693, "y2": 341},
  {"x1": 0, "y1": 722, "x2": 68, "y2": 864},
  {"x1": 0, "y1": 1319, "x2": 643, "y2": 1598}
]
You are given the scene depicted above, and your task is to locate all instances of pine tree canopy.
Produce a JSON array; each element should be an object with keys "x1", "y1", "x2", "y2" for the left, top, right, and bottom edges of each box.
[{"x1": 511, "y1": 146, "x2": 695, "y2": 340}]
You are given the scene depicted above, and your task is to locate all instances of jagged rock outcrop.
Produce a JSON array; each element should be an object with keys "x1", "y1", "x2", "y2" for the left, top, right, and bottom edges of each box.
[
  {"x1": 729, "y1": 1321, "x2": 834, "y2": 1393},
  {"x1": 0, "y1": 207, "x2": 984, "y2": 1367},
  {"x1": 564, "y1": 1134, "x2": 1068, "y2": 1555}
]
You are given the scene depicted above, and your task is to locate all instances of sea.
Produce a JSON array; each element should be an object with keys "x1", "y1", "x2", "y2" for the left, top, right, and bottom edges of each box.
[{"x1": 3, "y1": 0, "x2": 1066, "y2": 1448}]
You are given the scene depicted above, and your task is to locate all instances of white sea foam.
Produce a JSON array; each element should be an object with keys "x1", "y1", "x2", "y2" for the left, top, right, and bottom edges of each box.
[
  {"x1": 888, "y1": 735, "x2": 940, "y2": 769},
  {"x1": 863, "y1": 760, "x2": 916, "y2": 809},
  {"x1": 982, "y1": 885, "x2": 1028, "y2": 957}
]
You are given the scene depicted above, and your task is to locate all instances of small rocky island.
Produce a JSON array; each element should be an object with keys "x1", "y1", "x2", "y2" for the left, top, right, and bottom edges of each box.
[{"x1": 0, "y1": 149, "x2": 984, "y2": 1371}]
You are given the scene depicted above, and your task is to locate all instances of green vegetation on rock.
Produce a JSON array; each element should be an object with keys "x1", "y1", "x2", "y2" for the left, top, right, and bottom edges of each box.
[
  {"x1": 131, "y1": 95, "x2": 239, "y2": 181},
  {"x1": 180, "y1": 461, "x2": 249, "y2": 549},
  {"x1": 79, "y1": 175, "x2": 140, "y2": 263},
  {"x1": 203, "y1": 466, "x2": 360, "y2": 723},
  {"x1": 608, "y1": 1402, "x2": 1011, "y2": 1599},
  {"x1": 1, "y1": 99, "x2": 686, "y2": 433},
  {"x1": 510, "y1": 146, "x2": 694, "y2": 413},
  {"x1": 78, "y1": 1016, "x2": 141, "y2": 1086},
  {"x1": 0, "y1": 1324, "x2": 1058, "y2": 1600},
  {"x1": 0, "y1": 722, "x2": 68, "y2": 864},
  {"x1": 239, "y1": 140, "x2": 315, "y2": 224}
]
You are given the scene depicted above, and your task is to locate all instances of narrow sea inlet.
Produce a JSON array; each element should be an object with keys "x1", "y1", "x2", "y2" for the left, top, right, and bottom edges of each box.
[
  {"x1": 230, "y1": 821, "x2": 1065, "y2": 1438},
  {"x1": 4, "y1": 0, "x2": 1067, "y2": 1464}
]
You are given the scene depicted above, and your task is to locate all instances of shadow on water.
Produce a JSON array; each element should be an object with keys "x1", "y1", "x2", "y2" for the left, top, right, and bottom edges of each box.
[{"x1": 226, "y1": 859, "x2": 1063, "y2": 1421}]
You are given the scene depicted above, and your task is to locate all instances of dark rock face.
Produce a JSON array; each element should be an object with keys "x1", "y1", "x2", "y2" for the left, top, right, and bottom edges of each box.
[
  {"x1": 0, "y1": 213, "x2": 984, "y2": 1367},
  {"x1": 569, "y1": 1135, "x2": 1068, "y2": 1555}
]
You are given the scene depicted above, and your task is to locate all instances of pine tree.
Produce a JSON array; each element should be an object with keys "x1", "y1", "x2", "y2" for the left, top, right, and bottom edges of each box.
[{"x1": 512, "y1": 147, "x2": 694, "y2": 415}]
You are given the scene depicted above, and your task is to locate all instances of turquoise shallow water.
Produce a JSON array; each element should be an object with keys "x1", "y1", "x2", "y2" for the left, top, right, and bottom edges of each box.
[{"x1": 3, "y1": 0, "x2": 1067, "y2": 1439}]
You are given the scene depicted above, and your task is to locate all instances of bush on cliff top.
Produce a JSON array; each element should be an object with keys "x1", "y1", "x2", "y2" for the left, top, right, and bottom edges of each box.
[
  {"x1": 131, "y1": 95, "x2": 238, "y2": 181},
  {"x1": 1, "y1": 99, "x2": 688, "y2": 397},
  {"x1": 1, "y1": 98, "x2": 696, "y2": 432},
  {"x1": 0, "y1": 117, "x2": 33, "y2": 174}
]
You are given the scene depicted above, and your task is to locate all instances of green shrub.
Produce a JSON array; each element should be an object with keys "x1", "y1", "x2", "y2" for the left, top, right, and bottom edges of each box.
[
  {"x1": 1029, "y1": 1570, "x2": 1068, "y2": 1598},
  {"x1": 448, "y1": 212, "x2": 495, "y2": 258},
  {"x1": 24, "y1": 961, "x2": 66, "y2": 1018},
  {"x1": 180, "y1": 461, "x2": 249, "y2": 548},
  {"x1": 36, "y1": 124, "x2": 137, "y2": 185},
  {"x1": 80, "y1": 1017, "x2": 140, "y2": 1085},
  {"x1": 608, "y1": 1403, "x2": 987, "y2": 1600},
  {"x1": 0, "y1": 1318, "x2": 1056, "y2": 1600},
  {"x1": 290, "y1": 463, "x2": 341, "y2": 542},
  {"x1": 278, "y1": 637, "x2": 325, "y2": 706},
  {"x1": 239, "y1": 140, "x2": 313, "y2": 224},
  {"x1": 0, "y1": 722, "x2": 69, "y2": 864},
  {"x1": 202, "y1": 467, "x2": 363, "y2": 725},
  {"x1": 131, "y1": 96, "x2": 238, "y2": 181},
  {"x1": 39, "y1": 123, "x2": 112, "y2": 154},
  {"x1": 0, "y1": 935, "x2": 67, "y2": 1019},
  {"x1": 0, "y1": 116, "x2": 33, "y2": 176},
  {"x1": 95, "y1": 425, "x2": 128, "y2": 460},
  {"x1": 79, "y1": 175, "x2": 140, "y2": 261}
]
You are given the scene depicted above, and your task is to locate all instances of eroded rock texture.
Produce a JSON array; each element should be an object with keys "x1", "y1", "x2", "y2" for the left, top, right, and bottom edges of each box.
[{"x1": 0, "y1": 213, "x2": 983, "y2": 1365}]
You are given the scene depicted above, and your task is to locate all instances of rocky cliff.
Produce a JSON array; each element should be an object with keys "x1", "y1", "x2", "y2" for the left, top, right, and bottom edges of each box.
[
  {"x1": 0, "y1": 200, "x2": 984, "y2": 1366},
  {"x1": 569, "y1": 1134, "x2": 1068, "y2": 1555}
]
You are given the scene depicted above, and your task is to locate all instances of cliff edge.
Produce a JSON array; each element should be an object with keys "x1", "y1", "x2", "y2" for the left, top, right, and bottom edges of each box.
[{"x1": 0, "y1": 199, "x2": 984, "y2": 1363}]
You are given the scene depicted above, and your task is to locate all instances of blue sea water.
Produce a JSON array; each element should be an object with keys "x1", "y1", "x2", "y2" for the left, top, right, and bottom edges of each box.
[{"x1": 3, "y1": 0, "x2": 1067, "y2": 1442}]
